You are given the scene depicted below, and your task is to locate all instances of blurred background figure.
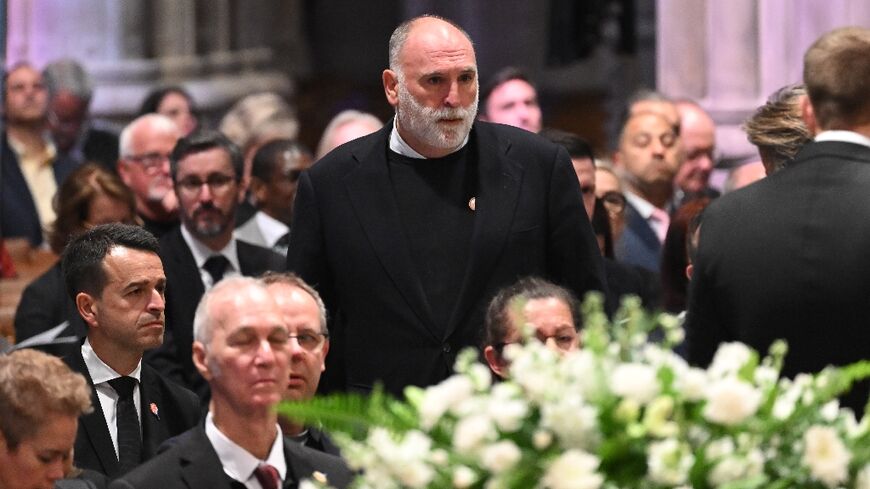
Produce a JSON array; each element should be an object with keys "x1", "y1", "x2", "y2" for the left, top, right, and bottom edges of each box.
[
  {"x1": 235, "y1": 140, "x2": 313, "y2": 256},
  {"x1": 594, "y1": 162, "x2": 626, "y2": 244},
  {"x1": 540, "y1": 128, "x2": 596, "y2": 217},
  {"x1": 0, "y1": 348, "x2": 94, "y2": 489},
  {"x1": 724, "y1": 160, "x2": 766, "y2": 192},
  {"x1": 673, "y1": 99, "x2": 718, "y2": 207},
  {"x1": 138, "y1": 86, "x2": 199, "y2": 137},
  {"x1": 483, "y1": 277, "x2": 580, "y2": 378},
  {"x1": 43, "y1": 59, "x2": 119, "y2": 173},
  {"x1": 478, "y1": 67, "x2": 543, "y2": 133},
  {"x1": 659, "y1": 197, "x2": 710, "y2": 314},
  {"x1": 14, "y1": 163, "x2": 137, "y2": 353},
  {"x1": 743, "y1": 84, "x2": 812, "y2": 175},
  {"x1": 315, "y1": 110, "x2": 383, "y2": 160}
]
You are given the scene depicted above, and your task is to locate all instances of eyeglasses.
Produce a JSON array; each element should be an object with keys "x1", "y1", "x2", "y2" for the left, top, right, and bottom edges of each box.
[
  {"x1": 493, "y1": 331, "x2": 578, "y2": 355},
  {"x1": 287, "y1": 331, "x2": 329, "y2": 352},
  {"x1": 124, "y1": 153, "x2": 170, "y2": 174},
  {"x1": 176, "y1": 174, "x2": 236, "y2": 196},
  {"x1": 600, "y1": 191, "x2": 627, "y2": 215}
]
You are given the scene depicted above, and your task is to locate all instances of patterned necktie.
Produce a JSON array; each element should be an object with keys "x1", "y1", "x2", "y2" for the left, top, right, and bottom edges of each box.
[
  {"x1": 254, "y1": 463, "x2": 281, "y2": 489},
  {"x1": 203, "y1": 255, "x2": 230, "y2": 285},
  {"x1": 107, "y1": 376, "x2": 142, "y2": 473}
]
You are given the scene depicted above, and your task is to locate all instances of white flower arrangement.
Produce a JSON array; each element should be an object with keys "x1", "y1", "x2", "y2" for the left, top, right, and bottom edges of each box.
[{"x1": 280, "y1": 295, "x2": 870, "y2": 489}]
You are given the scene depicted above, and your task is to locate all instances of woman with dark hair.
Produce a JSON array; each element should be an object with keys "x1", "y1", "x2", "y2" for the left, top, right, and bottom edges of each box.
[
  {"x1": 14, "y1": 163, "x2": 137, "y2": 351},
  {"x1": 660, "y1": 198, "x2": 711, "y2": 313},
  {"x1": 138, "y1": 86, "x2": 198, "y2": 136}
]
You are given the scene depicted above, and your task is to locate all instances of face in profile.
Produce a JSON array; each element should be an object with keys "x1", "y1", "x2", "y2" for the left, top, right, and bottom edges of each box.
[
  {"x1": 78, "y1": 247, "x2": 167, "y2": 354},
  {"x1": 157, "y1": 91, "x2": 197, "y2": 136},
  {"x1": 0, "y1": 414, "x2": 78, "y2": 489},
  {"x1": 485, "y1": 296, "x2": 578, "y2": 378}
]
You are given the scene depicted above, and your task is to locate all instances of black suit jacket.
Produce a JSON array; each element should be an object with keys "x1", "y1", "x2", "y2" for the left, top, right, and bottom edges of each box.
[
  {"x1": 686, "y1": 140, "x2": 870, "y2": 413},
  {"x1": 15, "y1": 262, "x2": 87, "y2": 354},
  {"x1": 287, "y1": 121, "x2": 607, "y2": 396},
  {"x1": 146, "y1": 227, "x2": 286, "y2": 396},
  {"x1": 65, "y1": 351, "x2": 201, "y2": 478},
  {"x1": 108, "y1": 425, "x2": 353, "y2": 489}
]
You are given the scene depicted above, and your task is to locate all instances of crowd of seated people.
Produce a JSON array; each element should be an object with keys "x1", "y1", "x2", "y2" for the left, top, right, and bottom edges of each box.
[{"x1": 1, "y1": 18, "x2": 869, "y2": 487}]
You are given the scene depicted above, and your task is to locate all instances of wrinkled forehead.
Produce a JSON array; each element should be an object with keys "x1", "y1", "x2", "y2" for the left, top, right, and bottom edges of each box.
[{"x1": 399, "y1": 20, "x2": 477, "y2": 75}]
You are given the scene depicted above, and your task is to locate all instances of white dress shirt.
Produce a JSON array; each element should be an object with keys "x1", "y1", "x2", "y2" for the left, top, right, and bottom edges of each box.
[
  {"x1": 180, "y1": 225, "x2": 241, "y2": 289},
  {"x1": 815, "y1": 130, "x2": 870, "y2": 148},
  {"x1": 81, "y1": 339, "x2": 143, "y2": 458},
  {"x1": 204, "y1": 412, "x2": 288, "y2": 489},
  {"x1": 624, "y1": 190, "x2": 669, "y2": 243},
  {"x1": 253, "y1": 211, "x2": 290, "y2": 249}
]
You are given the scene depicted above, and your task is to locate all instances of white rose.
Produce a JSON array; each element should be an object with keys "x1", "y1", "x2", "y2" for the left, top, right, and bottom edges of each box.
[
  {"x1": 419, "y1": 375, "x2": 475, "y2": 429},
  {"x1": 540, "y1": 394, "x2": 599, "y2": 450},
  {"x1": 452, "y1": 466, "x2": 477, "y2": 488},
  {"x1": 702, "y1": 378, "x2": 762, "y2": 426},
  {"x1": 542, "y1": 449, "x2": 603, "y2": 489},
  {"x1": 481, "y1": 440, "x2": 522, "y2": 474},
  {"x1": 820, "y1": 400, "x2": 839, "y2": 422},
  {"x1": 487, "y1": 398, "x2": 528, "y2": 433},
  {"x1": 609, "y1": 363, "x2": 659, "y2": 404},
  {"x1": 395, "y1": 462, "x2": 434, "y2": 488},
  {"x1": 708, "y1": 342, "x2": 752, "y2": 378},
  {"x1": 453, "y1": 414, "x2": 496, "y2": 454},
  {"x1": 647, "y1": 439, "x2": 694, "y2": 486},
  {"x1": 707, "y1": 449, "x2": 764, "y2": 487},
  {"x1": 802, "y1": 426, "x2": 851, "y2": 488},
  {"x1": 533, "y1": 429, "x2": 553, "y2": 449},
  {"x1": 678, "y1": 367, "x2": 708, "y2": 401},
  {"x1": 855, "y1": 464, "x2": 870, "y2": 489}
]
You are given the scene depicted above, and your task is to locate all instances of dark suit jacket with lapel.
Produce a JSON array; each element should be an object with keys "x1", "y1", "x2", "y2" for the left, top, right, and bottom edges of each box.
[
  {"x1": 146, "y1": 226, "x2": 286, "y2": 396},
  {"x1": 686, "y1": 140, "x2": 870, "y2": 413},
  {"x1": 286, "y1": 121, "x2": 607, "y2": 396},
  {"x1": 15, "y1": 262, "x2": 87, "y2": 355},
  {"x1": 107, "y1": 425, "x2": 353, "y2": 489},
  {"x1": 65, "y1": 351, "x2": 201, "y2": 478},
  {"x1": 615, "y1": 200, "x2": 662, "y2": 273}
]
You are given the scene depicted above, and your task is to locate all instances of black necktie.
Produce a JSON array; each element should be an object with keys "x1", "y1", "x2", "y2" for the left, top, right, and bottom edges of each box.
[
  {"x1": 107, "y1": 376, "x2": 142, "y2": 473},
  {"x1": 203, "y1": 255, "x2": 230, "y2": 285},
  {"x1": 275, "y1": 232, "x2": 291, "y2": 248},
  {"x1": 254, "y1": 463, "x2": 281, "y2": 489}
]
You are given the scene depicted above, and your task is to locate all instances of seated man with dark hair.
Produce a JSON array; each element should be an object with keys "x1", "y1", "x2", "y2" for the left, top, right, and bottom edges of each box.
[{"x1": 483, "y1": 277, "x2": 582, "y2": 378}]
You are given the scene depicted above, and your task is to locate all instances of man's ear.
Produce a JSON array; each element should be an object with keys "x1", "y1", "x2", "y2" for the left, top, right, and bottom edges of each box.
[
  {"x1": 319, "y1": 340, "x2": 330, "y2": 373},
  {"x1": 484, "y1": 346, "x2": 508, "y2": 379},
  {"x1": 250, "y1": 177, "x2": 267, "y2": 207},
  {"x1": 383, "y1": 69, "x2": 399, "y2": 107},
  {"x1": 116, "y1": 161, "x2": 131, "y2": 185},
  {"x1": 75, "y1": 292, "x2": 99, "y2": 329},
  {"x1": 801, "y1": 95, "x2": 819, "y2": 135},
  {"x1": 192, "y1": 341, "x2": 212, "y2": 381}
]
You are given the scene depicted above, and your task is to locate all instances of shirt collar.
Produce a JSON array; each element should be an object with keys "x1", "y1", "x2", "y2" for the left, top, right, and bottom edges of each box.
[
  {"x1": 180, "y1": 225, "x2": 241, "y2": 274},
  {"x1": 253, "y1": 211, "x2": 290, "y2": 248},
  {"x1": 7, "y1": 132, "x2": 57, "y2": 164},
  {"x1": 623, "y1": 190, "x2": 658, "y2": 220},
  {"x1": 814, "y1": 130, "x2": 870, "y2": 148},
  {"x1": 204, "y1": 412, "x2": 287, "y2": 484},
  {"x1": 81, "y1": 338, "x2": 142, "y2": 384},
  {"x1": 389, "y1": 117, "x2": 470, "y2": 159}
]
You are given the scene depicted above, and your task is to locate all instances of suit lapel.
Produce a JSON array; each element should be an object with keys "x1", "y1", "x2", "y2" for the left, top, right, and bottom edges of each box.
[
  {"x1": 180, "y1": 426, "x2": 236, "y2": 488},
  {"x1": 625, "y1": 202, "x2": 660, "y2": 252},
  {"x1": 138, "y1": 366, "x2": 166, "y2": 459},
  {"x1": 68, "y1": 353, "x2": 120, "y2": 477},
  {"x1": 166, "y1": 228, "x2": 206, "y2": 301},
  {"x1": 446, "y1": 127, "x2": 523, "y2": 338},
  {"x1": 343, "y1": 127, "x2": 440, "y2": 340}
]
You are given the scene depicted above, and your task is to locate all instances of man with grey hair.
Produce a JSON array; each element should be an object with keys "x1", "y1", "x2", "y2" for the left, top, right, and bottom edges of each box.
[
  {"x1": 43, "y1": 58, "x2": 119, "y2": 171},
  {"x1": 111, "y1": 277, "x2": 352, "y2": 488},
  {"x1": 315, "y1": 110, "x2": 383, "y2": 159},
  {"x1": 287, "y1": 14, "x2": 606, "y2": 396},
  {"x1": 687, "y1": 26, "x2": 870, "y2": 414},
  {"x1": 116, "y1": 114, "x2": 181, "y2": 239}
]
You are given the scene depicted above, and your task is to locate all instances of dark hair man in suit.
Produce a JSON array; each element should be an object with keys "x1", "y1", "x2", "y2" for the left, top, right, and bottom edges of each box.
[
  {"x1": 287, "y1": 15, "x2": 606, "y2": 397},
  {"x1": 686, "y1": 26, "x2": 870, "y2": 414},
  {"x1": 61, "y1": 223, "x2": 200, "y2": 478},
  {"x1": 110, "y1": 277, "x2": 351, "y2": 489},
  {"x1": 146, "y1": 130, "x2": 285, "y2": 399},
  {"x1": 478, "y1": 67, "x2": 542, "y2": 134}
]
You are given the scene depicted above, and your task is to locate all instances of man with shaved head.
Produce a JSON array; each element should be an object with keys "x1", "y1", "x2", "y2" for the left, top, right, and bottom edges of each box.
[{"x1": 287, "y1": 15, "x2": 606, "y2": 396}]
